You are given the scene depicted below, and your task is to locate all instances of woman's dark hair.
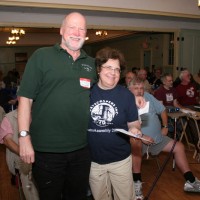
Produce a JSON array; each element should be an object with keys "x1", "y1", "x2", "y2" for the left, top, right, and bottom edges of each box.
[{"x1": 95, "y1": 47, "x2": 126, "y2": 72}]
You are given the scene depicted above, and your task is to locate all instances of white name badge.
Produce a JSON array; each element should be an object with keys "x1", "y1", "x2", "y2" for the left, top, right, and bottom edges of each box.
[
  {"x1": 138, "y1": 101, "x2": 149, "y2": 115},
  {"x1": 80, "y1": 78, "x2": 91, "y2": 89}
]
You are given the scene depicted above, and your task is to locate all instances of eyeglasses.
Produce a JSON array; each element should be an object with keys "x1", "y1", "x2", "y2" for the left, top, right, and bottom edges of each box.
[{"x1": 101, "y1": 65, "x2": 121, "y2": 74}]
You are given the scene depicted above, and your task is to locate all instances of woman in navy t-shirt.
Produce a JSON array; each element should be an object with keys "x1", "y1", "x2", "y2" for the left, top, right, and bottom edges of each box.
[{"x1": 88, "y1": 47, "x2": 145, "y2": 200}]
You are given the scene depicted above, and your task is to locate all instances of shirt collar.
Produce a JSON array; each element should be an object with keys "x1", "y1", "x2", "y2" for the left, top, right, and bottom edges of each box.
[{"x1": 54, "y1": 43, "x2": 87, "y2": 59}]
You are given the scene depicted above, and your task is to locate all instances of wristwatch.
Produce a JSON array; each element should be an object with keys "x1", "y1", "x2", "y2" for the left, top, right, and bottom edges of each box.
[
  {"x1": 162, "y1": 125, "x2": 168, "y2": 128},
  {"x1": 18, "y1": 130, "x2": 30, "y2": 137}
]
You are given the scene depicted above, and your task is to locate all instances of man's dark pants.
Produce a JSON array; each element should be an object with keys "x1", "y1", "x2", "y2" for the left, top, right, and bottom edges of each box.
[{"x1": 32, "y1": 146, "x2": 91, "y2": 200}]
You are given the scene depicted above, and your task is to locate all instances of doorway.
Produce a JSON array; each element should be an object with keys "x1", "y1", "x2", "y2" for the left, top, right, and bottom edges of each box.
[{"x1": 143, "y1": 50, "x2": 152, "y2": 70}]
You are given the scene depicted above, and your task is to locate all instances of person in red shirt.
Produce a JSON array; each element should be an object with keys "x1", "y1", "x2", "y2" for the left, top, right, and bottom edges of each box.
[
  {"x1": 154, "y1": 73, "x2": 183, "y2": 108},
  {"x1": 176, "y1": 70, "x2": 199, "y2": 106}
]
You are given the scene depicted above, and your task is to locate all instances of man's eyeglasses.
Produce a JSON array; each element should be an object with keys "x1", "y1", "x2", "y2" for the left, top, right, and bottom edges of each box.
[{"x1": 101, "y1": 65, "x2": 121, "y2": 74}]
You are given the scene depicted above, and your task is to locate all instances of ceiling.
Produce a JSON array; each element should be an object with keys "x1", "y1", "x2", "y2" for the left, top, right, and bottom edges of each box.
[
  {"x1": 0, "y1": 26, "x2": 167, "y2": 46},
  {"x1": 0, "y1": 3, "x2": 188, "y2": 46}
]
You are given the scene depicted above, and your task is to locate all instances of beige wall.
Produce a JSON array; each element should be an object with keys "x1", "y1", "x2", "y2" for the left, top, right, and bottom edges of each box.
[
  {"x1": 0, "y1": 0, "x2": 199, "y2": 77},
  {"x1": 0, "y1": 46, "x2": 41, "y2": 76},
  {"x1": 2, "y1": 0, "x2": 200, "y2": 16},
  {"x1": 0, "y1": 33, "x2": 171, "y2": 76},
  {"x1": 84, "y1": 33, "x2": 169, "y2": 73},
  {"x1": 0, "y1": 0, "x2": 200, "y2": 31}
]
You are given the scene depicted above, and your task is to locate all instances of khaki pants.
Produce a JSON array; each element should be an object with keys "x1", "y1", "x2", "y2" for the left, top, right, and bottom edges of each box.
[
  {"x1": 19, "y1": 162, "x2": 39, "y2": 200},
  {"x1": 89, "y1": 155, "x2": 135, "y2": 200},
  {"x1": 20, "y1": 171, "x2": 39, "y2": 200}
]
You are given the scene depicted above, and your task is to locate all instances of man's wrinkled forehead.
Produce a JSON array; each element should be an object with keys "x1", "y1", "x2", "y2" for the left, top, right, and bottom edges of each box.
[{"x1": 130, "y1": 83, "x2": 144, "y2": 90}]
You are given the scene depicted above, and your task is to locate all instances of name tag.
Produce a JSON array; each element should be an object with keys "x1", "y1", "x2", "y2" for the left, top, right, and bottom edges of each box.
[{"x1": 80, "y1": 78, "x2": 91, "y2": 89}]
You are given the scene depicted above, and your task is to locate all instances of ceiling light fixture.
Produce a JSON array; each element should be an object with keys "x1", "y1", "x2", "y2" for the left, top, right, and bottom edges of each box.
[
  {"x1": 6, "y1": 28, "x2": 25, "y2": 45},
  {"x1": 6, "y1": 40, "x2": 16, "y2": 45},
  {"x1": 95, "y1": 30, "x2": 108, "y2": 37},
  {"x1": 8, "y1": 36, "x2": 20, "y2": 41},
  {"x1": 11, "y1": 28, "x2": 25, "y2": 35}
]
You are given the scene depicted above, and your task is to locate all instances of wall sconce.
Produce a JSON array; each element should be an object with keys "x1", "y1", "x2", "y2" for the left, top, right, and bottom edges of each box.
[
  {"x1": 198, "y1": 0, "x2": 200, "y2": 7},
  {"x1": 95, "y1": 30, "x2": 108, "y2": 37}
]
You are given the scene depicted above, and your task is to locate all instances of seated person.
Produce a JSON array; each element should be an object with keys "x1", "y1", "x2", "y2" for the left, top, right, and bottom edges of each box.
[
  {"x1": 119, "y1": 71, "x2": 136, "y2": 87},
  {"x1": 125, "y1": 71, "x2": 136, "y2": 87},
  {"x1": 154, "y1": 73, "x2": 185, "y2": 137},
  {"x1": 137, "y1": 69, "x2": 152, "y2": 94},
  {"x1": 175, "y1": 70, "x2": 200, "y2": 144},
  {"x1": 176, "y1": 69, "x2": 200, "y2": 106},
  {"x1": 0, "y1": 89, "x2": 13, "y2": 113},
  {"x1": 128, "y1": 78, "x2": 200, "y2": 200},
  {"x1": 149, "y1": 68, "x2": 163, "y2": 90},
  {"x1": 193, "y1": 69, "x2": 200, "y2": 91},
  {"x1": 118, "y1": 71, "x2": 136, "y2": 87},
  {"x1": 0, "y1": 108, "x2": 39, "y2": 200},
  {"x1": 154, "y1": 73, "x2": 184, "y2": 109},
  {"x1": 0, "y1": 106, "x2": 5, "y2": 122}
]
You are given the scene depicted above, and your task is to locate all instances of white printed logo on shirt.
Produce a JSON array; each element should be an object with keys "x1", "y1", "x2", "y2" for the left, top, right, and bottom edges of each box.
[
  {"x1": 90, "y1": 100, "x2": 118, "y2": 127},
  {"x1": 166, "y1": 93, "x2": 174, "y2": 102},
  {"x1": 186, "y1": 87, "x2": 194, "y2": 97}
]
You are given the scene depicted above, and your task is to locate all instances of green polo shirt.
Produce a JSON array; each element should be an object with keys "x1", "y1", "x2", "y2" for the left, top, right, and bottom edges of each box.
[{"x1": 18, "y1": 44, "x2": 97, "y2": 152}]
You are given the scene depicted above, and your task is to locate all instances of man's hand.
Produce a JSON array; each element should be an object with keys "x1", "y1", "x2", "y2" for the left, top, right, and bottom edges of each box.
[
  {"x1": 129, "y1": 127, "x2": 154, "y2": 144},
  {"x1": 129, "y1": 126, "x2": 142, "y2": 137},
  {"x1": 141, "y1": 134, "x2": 154, "y2": 145},
  {"x1": 135, "y1": 96, "x2": 146, "y2": 109},
  {"x1": 19, "y1": 136, "x2": 35, "y2": 164}
]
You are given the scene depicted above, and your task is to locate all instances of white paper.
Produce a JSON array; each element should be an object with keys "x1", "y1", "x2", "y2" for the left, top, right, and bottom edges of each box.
[
  {"x1": 180, "y1": 108, "x2": 196, "y2": 115},
  {"x1": 115, "y1": 128, "x2": 153, "y2": 143},
  {"x1": 138, "y1": 101, "x2": 149, "y2": 115}
]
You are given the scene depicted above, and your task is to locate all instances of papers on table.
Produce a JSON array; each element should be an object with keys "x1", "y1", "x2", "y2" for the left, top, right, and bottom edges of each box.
[
  {"x1": 194, "y1": 105, "x2": 200, "y2": 109},
  {"x1": 180, "y1": 109, "x2": 196, "y2": 115}
]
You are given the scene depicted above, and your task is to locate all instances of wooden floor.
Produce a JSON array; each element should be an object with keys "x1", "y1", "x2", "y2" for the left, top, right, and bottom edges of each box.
[{"x1": 0, "y1": 144, "x2": 199, "y2": 200}]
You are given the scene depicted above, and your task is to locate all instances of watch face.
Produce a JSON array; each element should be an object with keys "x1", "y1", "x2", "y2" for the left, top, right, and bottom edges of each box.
[{"x1": 20, "y1": 131, "x2": 28, "y2": 137}]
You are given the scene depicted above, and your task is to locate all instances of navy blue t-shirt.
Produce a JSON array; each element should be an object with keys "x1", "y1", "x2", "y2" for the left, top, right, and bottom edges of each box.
[{"x1": 88, "y1": 84, "x2": 138, "y2": 164}]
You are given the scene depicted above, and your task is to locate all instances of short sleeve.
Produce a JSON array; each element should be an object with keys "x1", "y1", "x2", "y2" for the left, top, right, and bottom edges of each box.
[{"x1": 0, "y1": 117, "x2": 13, "y2": 144}]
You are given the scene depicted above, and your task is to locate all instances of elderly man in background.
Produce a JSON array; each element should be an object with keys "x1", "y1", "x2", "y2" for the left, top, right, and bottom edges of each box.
[
  {"x1": 176, "y1": 69, "x2": 200, "y2": 106},
  {"x1": 149, "y1": 67, "x2": 163, "y2": 90},
  {"x1": 154, "y1": 73, "x2": 184, "y2": 108},
  {"x1": 128, "y1": 78, "x2": 200, "y2": 200},
  {"x1": 137, "y1": 69, "x2": 152, "y2": 93},
  {"x1": 125, "y1": 71, "x2": 136, "y2": 87}
]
